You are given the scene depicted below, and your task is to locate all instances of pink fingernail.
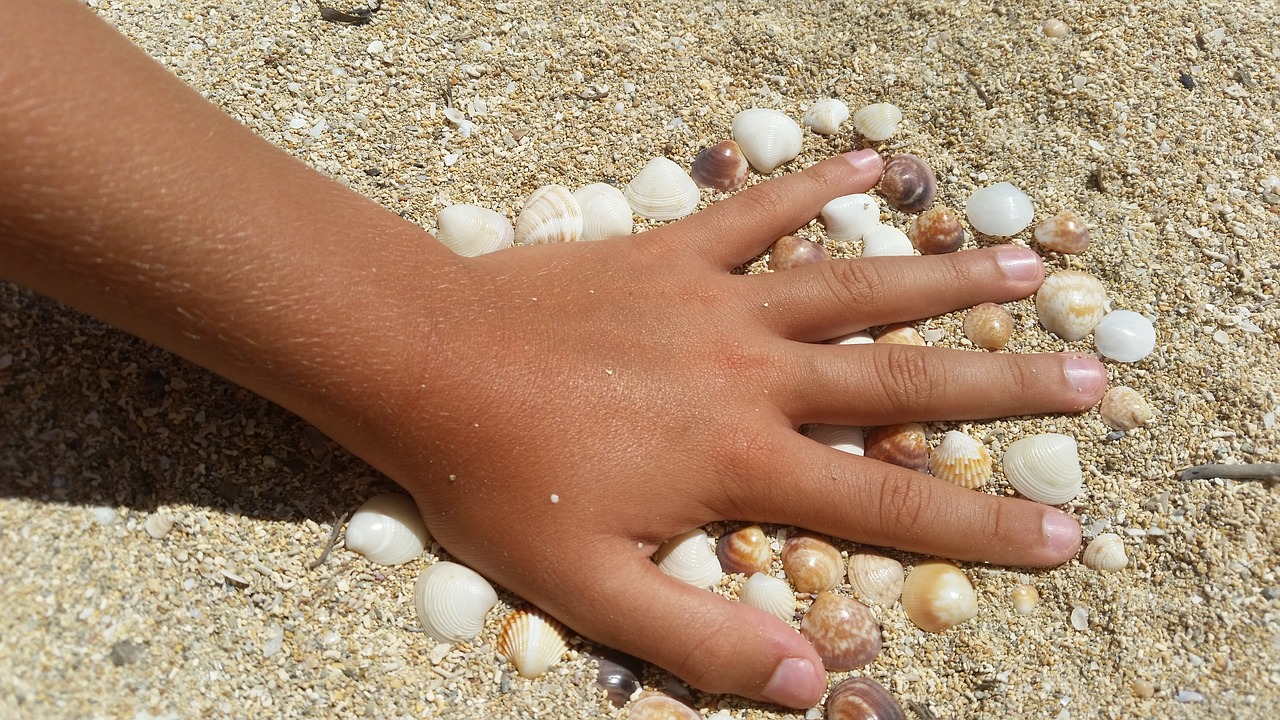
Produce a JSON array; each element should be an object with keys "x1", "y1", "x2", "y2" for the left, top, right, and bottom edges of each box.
[
  {"x1": 1043, "y1": 511, "x2": 1082, "y2": 554},
  {"x1": 996, "y1": 246, "x2": 1042, "y2": 281},
  {"x1": 762, "y1": 657, "x2": 824, "y2": 708},
  {"x1": 1064, "y1": 357, "x2": 1106, "y2": 395},
  {"x1": 843, "y1": 148, "x2": 883, "y2": 174}
]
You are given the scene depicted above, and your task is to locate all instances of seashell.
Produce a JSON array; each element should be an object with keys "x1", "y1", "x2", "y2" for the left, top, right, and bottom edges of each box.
[
  {"x1": 731, "y1": 108, "x2": 804, "y2": 173},
  {"x1": 1041, "y1": 18, "x2": 1071, "y2": 37},
  {"x1": 1035, "y1": 270, "x2": 1108, "y2": 341},
  {"x1": 909, "y1": 206, "x2": 966, "y2": 255},
  {"x1": 413, "y1": 561, "x2": 499, "y2": 643},
  {"x1": 1094, "y1": 310, "x2": 1156, "y2": 363},
  {"x1": 851, "y1": 103, "x2": 903, "y2": 142},
  {"x1": 928, "y1": 431, "x2": 993, "y2": 489},
  {"x1": 1002, "y1": 433, "x2": 1084, "y2": 505},
  {"x1": 829, "y1": 330, "x2": 874, "y2": 346},
  {"x1": 821, "y1": 193, "x2": 881, "y2": 242},
  {"x1": 435, "y1": 204, "x2": 515, "y2": 257},
  {"x1": 860, "y1": 225, "x2": 914, "y2": 258},
  {"x1": 875, "y1": 322, "x2": 925, "y2": 346},
  {"x1": 626, "y1": 693, "x2": 699, "y2": 720},
  {"x1": 825, "y1": 676, "x2": 906, "y2": 720},
  {"x1": 739, "y1": 572, "x2": 796, "y2": 621},
  {"x1": 1070, "y1": 604, "x2": 1090, "y2": 631},
  {"x1": 574, "y1": 183, "x2": 633, "y2": 242},
  {"x1": 1033, "y1": 210, "x2": 1091, "y2": 253},
  {"x1": 625, "y1": 158, "x2": 701, "y2": 221},
  {"x1": 966, "y1": 182, "x2": 1035, "y2": 236},
  {"x1": 690, "y1": 140, "x2": 750, "y2": 192},
  {"x1": 799, "y1": 592, "x2": 883, "y2": 670},
  {"x1": 592, "y1": 649, "x2": 643, "y2": 708},
  {"x1": 497, "y1": 608, "x2": 570, "y2": 679},
  {"x1": 1010, "y1": 584, "x2": 1040, "y2": 614},
  {"x1": 1099, "y1": 386, "x2": 1156, "y2": 430},
  {"x1": 879, "y1": 154, "x2": 937, "y2": 213},
  {"x1": 143, "y1": 512, "x2": 175, "y2": 539},
  {"x1": 515, "y1": 184, "x2": 583, "y2": 244},
  {"x1": 846, "y1": 551, "x2": 905, "y2": 607},
  {"x1": 345, "y1": 493, "x2": 430, "y2": 565},
  {"x1": 768, "y1": 235, "x2": 830, "y2": 271},
  {"x1": 1082, "y1": 532, "x2": 1128, "y2": 572},
  {"x1": 653, "y1": 529, "x2": 722, "y2": 589},
  {"x1": 803, "y1": 98, "x2": 850, "y2": 135},
  {"x1": 805, "y1": 423, "x2": 865, "y2": 456},
  {"x1": 963, "y1": 302, "x2": 1015, "y2": 351},
  {"x1": 716, "y1": 525, "x2": 773, "y2": 576},
  {"x1": 781, "y1": 532, "x2": 844, "y2": 593},
  {"x1": 864, "y1": 423, "x2": 930, "y2": 472},
  {"x1": 901, "y1": 560, "x2": 978, "y2": 633}
]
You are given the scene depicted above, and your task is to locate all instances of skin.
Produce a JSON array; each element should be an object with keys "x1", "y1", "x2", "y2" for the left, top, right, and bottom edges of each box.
[{"x1": 0, "y1": 1, "x2": 1106, "y2": 709}]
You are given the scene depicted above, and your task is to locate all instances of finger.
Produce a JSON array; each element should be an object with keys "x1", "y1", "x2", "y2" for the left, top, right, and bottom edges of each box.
[{"x1": 748, "y1": 245, "x2": 1045, "y2": 342}]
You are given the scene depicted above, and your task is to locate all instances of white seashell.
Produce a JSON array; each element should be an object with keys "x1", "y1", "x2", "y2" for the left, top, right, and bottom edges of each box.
[
  {"x1": 1002, "y1": 433, "x2": 1084, "y2": 505},
  {"x1": 804, "y1": 424, "x2": 865, "y2": 455},
  {"x1": 821, "y1": 193, "x2": 880, "y2": 242},
  {"x1": 496, "y1": 608, "x2": 571, "y2": 678},
  {"x1": 846, "y1": 551, "x2": 905, "y2": 607},
  {"x1": 653, "y1": 529, "x2": 722, "y2": 589},
  {"x1": 731, "y1": 109, "x2": 804, "y2": 173},
  {"x1": 574, "y1": 183, "x2": 633, "y2": 242},
  {"x1": 345, "y1": 493, "x2": 430, "y2": 565},
  {"x1": 515, "y1": 185, "x2": 583, "y2": 244},
  {"x1": 966, "y1": 182, "x2": 1035, "y2": 236},
  {"x1": 928, "y1": 431, "x2": 993, "y2": 489},
  {"x1": 1093, "y1": 310, "x2": 1156, "y2": 362},
  {"x1": 413, "y1": 561, "x2": 499, "y2": 643},
  {"x1": 624, "y1": 158, "x2": 700, "y2": 221},
  {"x1": 1082, "y1": 533, "x2": 1128, "y2": 572},
  {"x1": 435, "y1": 204, "x2": 515, "y2": 257},
  {"x1": 1035, "y1": 270, "x2": 1108, "y2": 341},
  {"x1": 859, "y1": 224, "x2": 914, "y2": 257},
  {"x1": 143, "y1": 512, "x2": 175, "y2": 539},
  {"x1": 851, "y1": 103, "x2": 903, "y2": 142},
  {"x1": 803, "y1": 98, "x2": 850, "y2": 135},
  {"x1": 828, "y1": 330, "x2": 874, "y2": 345},
  {"x1": 739, "y1": 573, "x2": 796, "y2": 621}
]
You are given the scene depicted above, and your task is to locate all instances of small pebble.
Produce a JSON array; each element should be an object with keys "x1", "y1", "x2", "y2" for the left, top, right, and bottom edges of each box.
[
  {"x1": 1175, "y1": 690, "x2": 1205, "y2": 703},
  {"x1": 109, "y1": 640, "x2": 146, "y2": 667},
  {"x1": 91, "y1": 506, "x2": 118, "y2": 525},
  {"x1": 1070, "y1": 605, "x2": 1089, "y2": 631},
  {"x1": 1262, "y1": 586, "x2": 1280, "y2": 600}
]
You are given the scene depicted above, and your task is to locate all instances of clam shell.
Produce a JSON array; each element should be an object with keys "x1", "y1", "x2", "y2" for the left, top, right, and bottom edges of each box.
[
  {"x1": 345, "y1": 493, "x2": 430, "y2": 565},
  {"x1": 805, "y1": 424, "x2": 865, "y2": 456},
  {"x1": 626, "y1": 693, "x2": 700, "y2": 720},
  {"x1": 497, "y1": 608, "x2": 570, "y2": 678},
  {"x1": 966, "y1": 182, "x2": 1035, "y2": 236},
  {"x1": 653, "y1": 529, "x2": 722, "y2": 589},
  {"x1": 515, "y1": 184, "x2": 583, "y2": 244},
  {"x1": 1099, "y1": 386, "x2": 1156, "y2": 430},
  {"x1": 901, "y1": 561, "x2": 978, "y2": 632},
  {"x1": 825, "y1": 677, "x2": 906, "y2": 720},
  {"x1": 1002, "y1": 433, "x2": 1084, "y2": 505},
  {"x1": 1094, "y1": 310, "x2": 1156, "y2": 362},
  {"x1": 909, "y1": 206, "x2": 965, "y2": 255},
  {"x1": 690, "y1": 140, "x2": 750, "y2": 192},
  {"x1": 864, "y1": 423, "x2": 929, "y2": 472},
  {"x1": 739, "y1": 572, "x2": 796, "y2": 621},
  {"x1": 1010, "y1": 584, "x2": 1040, "y2": 614},
  {"x1": 860, "y1": 225, "x2": 914, "y2": 258},
  {"x1": 828, "y1": 330, "x2": 874, "y2": 346},
  {"x1": 781, "y1": 532, "x2": 843, "y2": 594},
  {"x1": 1082, "y1": 532, "x2": 1128, "y2": 572},
  {"x1": 716, "y1": 525, "x2": 773, "y2": 576},
  {"x1": 768, "y1": 235, "x2": 830, "y2": 271},
  {"x1": 851, "y1": 103, "x2": 903, "y2": 142},
  {"x1": 802, "y1": 97, "x2": 850, "y2": 135},
  {"x1": 625, "y1": 157, "x2": 700, "y2": 221},
  {"x1": 846, "y1": 551, "x2": 905, "y2": 607},
  {"x1": 821, "y1": 193, "x2": 881, "y2": 242},
  {"x1": 731, "y1": 108, "x2": 803, "y2": 173},
  {"x1": 879, "y1": 154, "x2": 937, "y2": 213},
  {"x1": 963, "y1": 302, "x2": 1015, "y2": 351},
  {"x1": 1035, "y1": 270, "x2": 1108, "y2": 341},
  {"x1": 1033, "y1": 210, "x2": 1091, "y2": 253},
  {"x1": 799, "y1": 592, "x2": 883, "y2": 670},
  {"x1": 413, "y1": 561, "x2": 499, "y2": 643},
  {"x1": 574, "y1": 183, "x2": 633, "y2": 242},
  {"x1": 928, "y1": 431, "x2": 993, "y2": 489},
  {"x1": 874, "y1": 322, "x2": 926, "y2": 346},
  {"x1": 435, "y1": 204, "x2": 515, "y2": 257}
]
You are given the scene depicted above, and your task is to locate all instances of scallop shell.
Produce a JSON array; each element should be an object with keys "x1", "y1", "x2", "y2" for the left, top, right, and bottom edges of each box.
[
  {"x1": 413, "y1": 561, "x2": 499, "y2": 643},
  {"x1": 847, "y1": 551, "x2": 905, "y2": 607},
  {"x1": 864, "y1": 423, "x2": 929, "y2": 472},
  {"x1": 1082, "y1": 532, "x2": 1128, "y2": 572},
  {"x1": 909, "y1": 206, "x2": 966, "y2": 255},
  {"x1": 963, "y1": 302, "x2": 1015, "y2": 351},
  {"x1": 781, "y1": 532, "x2": 843, "y2": 593},
  {"x1": 966, "y1": 182, "x2": 1035, "y2": 236},
  {"x1": 851, "y1": 103, "x2": 903, "y2": 142},
  {"x1": 626, "y1": 693, "x2": 700, "y2": 720},
  {"x1": 345, "y1": 493, "x2": 430, "y2": 565},
  {"x1": 689, "y1": 140, "x2": 750, "y2": 192},
  {"x1": 802, "y1": 97, "x2": 850, "y2": 135},
  {"x1": 625, "y1": 158, "x2": 700, "y2": 221},
  {"x1": 1010, "y1": 584, "x2": 1040, "y2": 614},
  {"x1": 1099, "y1": 386, "x2": 1156, "y2": 430},
  {"x1": 879, "y1": 154, "x2": 937, "y2": 213},
  {"x1": 1002, "y1": 433, "x2": 1084, "y2": 505},
  {"x1": 574, "y1": 183, "x2": 633, "y2": 242},
  {"x1": 768, "y1": 235, "x2": 830, "y2": 271},
  {"x1": 1035, "y1": 270, "x2": 1108, "y2": 341},
  {"x1": 653, "y1": 529, "x2": 722, "y2": 589},
  {"x1": 497, "y1": 608, "x2": 570, "y2": 678},
  {"x1": 731, "y1": 108, "x2": 804, "y2": 173},
  {"x1": 805, "y1": 424, "x2": 865, "y2": 456},
  {"x1": 825, "y1": 677, "x2": 906, "y2": 720},
  {"x1": 1033, "y1": 210, "x2": 1091, "y2": 253},
  {"x1": 821, "y1": 194, "x2": 881, "y2": 242},
  {"x1": 928, "y1": 431, "x2": 993, "y2": 489},
  {"x1": 1094, "y1": 310, "x2": 1156, "y2": 362},
  {"x1": 716, "y1": 525, "x2": 773, "y2": 576},
  {"x1": 435, "y1": 204, "x2": 515, "y2": 257},
  {"x1": 1041, "y1": 18, "x2": 1071, "y2": 37},
  {"x1": 901, "y1": 561, "x2": 978, "y2": 633},
  {"x1": 739, "y1": 572, "x2": 796, "y2": 621},
  {"x1": 874, "y1": 323, "x2": 925, "y2": 346},
  {"x1": 860, "y1": 225, "x2": 914, "y2": 258},
  {"x1": 515, "y1": 184, "x2": 583, "y2": 244},
  {"x1": 799, "y1": 592, "x2": 883, "y2": 670}
]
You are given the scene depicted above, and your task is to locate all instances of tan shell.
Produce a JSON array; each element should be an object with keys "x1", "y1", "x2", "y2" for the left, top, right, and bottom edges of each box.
[
  {"x1": 846, "y1": 551, "x2": 905, "y2": 607},
  {"x1": 1035, "y1": 270, "x2": 1108, "y2": 341},
  {"x1": 825, "y1": 677, "x2": 906, "y2": 720},
  {"x1": 875, "y1": 322, "x2": 925, "y2": 346},
  {"x1": 690, "y1": 140, "x2": 749, "y2": 192},
  {"x1": 963, "y1": 302, "x2": 1015, "y2": 351},
  {"x1": 1033, "y1": 210, "x2": 1091, "y2": 253},
  {"x1": 1011, "y1": 584, "x2": 1040, "y2": 614},
  {"x1": 1082, "y1": 533, "x2": 1128, "y2": 572},
  {"x1": 781, "y1": 532, "x2": 843, "y2": 594},
  {"x1": 901, "y1": 561, "x2": 978, "y2": 633},
  {"x1": 716, "y1": 525, "x2": 773, "y2": 576},
  {"x1": 909, "y1": 206, "x2": 966, "y2": 255},
  {"x1": 624, "y1": 157, "x2": 700, "y2": 221},
  {"x1": 799, "y1": 592, "x2": 882, "y2": 670},
  {"x1": 1042, "y1": 18, "x2": 1071, "y2": 37},
  {"x1": 928, "y1": 431, "x2": 993, "y2": 489},
  {"x1": 851, "y1": 103, "x2": 903, "y2": 142},
  {"x1": 496, "y1": 608, "x2": 570, "y2": 678},
  {"x1": 864, "y1": 423, "x2": 930, "y2": 473},
  {"x1": 626, "y1": 693, "x2": 700, "y2": 720},
  {"x1": 653, "y1": 529, "x2": 722, "y2": 589},
  {"x1": 1099, "y1": 386, "x2": 1156, "y2": 430},
  {"x1": 739, "y1": 572, "x2": 796, "y2": 621},
  {"x1": 515, "y1": 184, "x2": 583, "y2": 244},
  {"x1": 768, "y1": 235, "x2": 831, "y2": 271}
]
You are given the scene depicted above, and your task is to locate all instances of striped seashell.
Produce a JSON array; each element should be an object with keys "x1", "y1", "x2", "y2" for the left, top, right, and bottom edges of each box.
[
  {"x1": 515, "y1": 184, "x2": 583, "y2": 244},
  {"x1": 782, "y1": 532, "x2": 843, "y2": 594},
  {"x1": 963, "y1": 302, "x2": 1015, "y2": 351},
  {"x1": 413, "y1": 561, "x2": 499, "y2": 643},
  {"x1": 909, "y1": 206, "x2": 965, "y2": 255},
  {"x1": 1002, "y1": 433, "x2": 1084, "y2": 505},
  {"x1": 653, "y1": 529, "x2": 722, "y2": 589},
  {"x1": 690, "y1": 140, "x2": 749, "y2": 192},
  {"x1": 1035, "y1": 270, "x2": 1108, "y2": 341},
  {"x1": 864, "y1": 423, "x2": 929, "y2": 472},
  {"x1": 851, "y1": 103, "x2": 903, "y2": 142},
  {"x1": 901, "y1": 561, "x2": 977, "y2": 632},
  {"x1": 826, "y1": 677, "x2": 906, "y2": 720},
  {"x1": 345, "y1": 493, "x2": 431, "y2": 565},
  {"x1": 739, "y1": 572, "x2": 796, "y2": 621},
  {"x1": 1099, "y1": 386, "x2": 1155, "y2": 430},
  {"x1": 928, "y1": 431, "x2": 993, "y2": 489},
  {"x1": 625, "y1": 157, "x2": 700, "y2": 221},
  {"x1": 1081, "y1": 533, "x2": 1127, "y2": 572},
  {"x1": 497, "y1": 607, "x2": 571, "y2": 678},
  {"x1": 800, "y1": 592, "x2": 883, "y2": 670},
  {"x1": 860, "y1": 224, "x2": 914, "y2": 257},
  {"x1": 804, "y1": 424, "x2": 865, "y2": 456},
  {"x1": 821, "y1": 193, "x2": 880, "y2": 242},
  {"x1": 1033, "y1": 210, "x2": 1091, "y2": 253},
  {"x1": 435, "y1": 204, "x2": 515, "y2": 257},
  {"x1": 731, "y1": 108, "x2": 804, "y2": 173},
  {"x1": 716, "y1": 525, "x2": 773, "y2": 576},
  {"x1": 846, "y1": 551, "x2": 905, "y2": 607},
  {"x1": 574, "y1": 183, "x2": 633, "y2": 242},
  {"x1": 802, "y1": 97, "x2": 850, "y2": 135}
]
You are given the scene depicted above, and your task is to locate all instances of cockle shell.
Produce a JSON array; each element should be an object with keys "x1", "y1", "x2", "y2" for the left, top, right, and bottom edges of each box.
[
  {"x1": 782, "y1": 532, "x2": 844, "y2": 593},
  {"x1": 716, "y1": 525, "x2": 773, "y2": 576},
  {"x1": 821, "y1": 194, "x2": 881, "y2": 242},
  {"x1": 731, "y1": 108, "x2": 804, "y2": 173},
  {"x1": 847, "y1": 551, "x2": 905, "y2": 607},
  {"x1": 879, "y1": 154, "x2": 937, "y2": 213},
  {"x1": 860, "y1": 225, "x2": 914, "y2": 258},
  {"x1": 689, "y1": 140, "x2": 750, "y2": 192},
  {"x1": 909, "y1": 206, "x2": 965, "y2": 255},
  {"x1": 966, "y1": 182, "x2": 1035, "y2": 236},
  {"x1": 800, "y1": 592, "x2": 883, "y2": 670},
  {"x1": 901, "y1": 561, "x2": 978, "y2": 632},
  {"x1": 739, "y1": 573, "x2": 796, "y2": 621},
  {"x1": 1082, "y1": 533, "x2": 1128, "y2": 572},
  {"x1": 928, "y1": 431, "x2": 993, "y2": 489},
  {"x1": 625, "y1": 158, "x2": 700, "y2": 221},
  {"x1": 1033, "y1": 210, "x2": 1091, "y2": 253},
  {"x1": 1002, "y1": 433, "x2": 1084, "y2": 505},
  {"x1": 1035, "y1": 270, "x2": 1108, "y2": 341},
  {"x1": 963, "y1": 302, "x2": 1015, "y2": 350},
  {"x1": 768, "y1": 235, "x2": 830, "y2": 271},
  {"x1": 435, "y1": 204, "x2": 515, "y2": 257},
  {"x1": 627, "y1": 693, "x2": 700, "y2": 720},
  {"x1": 1094, "y1": 310, "x2": 1156, "y2": 362},
  {"x1": 413, "y1": 561, "x2": 499, "y2": 643},
  {"x1": 345, "y1": 493, "x2": 430, "y2": 565},
  {"x1": 574, "y1": 183, "x2": 633, "y2": 242},
  {"x1": 515, "y1": 184, "x2": 583, "y2": 244},
  {"x1": 653, "y1": 529, "x2": 722, "y2": 589},
  {"x1": 825, "y1": 677, "x2": 906, "y2": 720},
  {"x1": 851, "y1": 103, "x2": 903, "y2": 142},
  {"x1": 1010, "y1": 584, "x2": 1040, "y2": 614},
  {"x1": 803, "y1": 98, "x2": 850, "y2": 135},
  {"x1": 864, "y1": 423, "x2": 929, "y2": 472},
  {"x1": 805, "y1": 424, "x2": 866, "y2": 456},
  {"x1": 1099, "y1": 386, "x2": 1156, "y2": 430},
  {"x1": 497, "y1": 608, "x2": 571, "y2": 678},
  {"x1": 875, "y1": 323, "x2": 925, "y2": 346}
]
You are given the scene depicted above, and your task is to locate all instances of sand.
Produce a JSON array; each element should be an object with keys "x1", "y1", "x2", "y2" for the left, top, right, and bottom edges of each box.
[{"x1": 2, "y1": 0, "x2": 1278, "y2": 717}]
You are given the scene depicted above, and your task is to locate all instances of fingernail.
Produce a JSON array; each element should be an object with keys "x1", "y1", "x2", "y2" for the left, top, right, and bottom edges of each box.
[
  {"x1": 1043, "y1": 511, "x2": 1082, "y2": 554},
  {"x1": 1064, "y1": 357, "x2": 1106, "y2": 395},
  {"x1": 842, "y1": 148, "x2": 883, "y2": 174},
  {"x1": 762, "y1": 657, "x2": 824, "y2": 708},
  {"x1": 996, "y1": 246, "x2": 1041, "y2": 281}
]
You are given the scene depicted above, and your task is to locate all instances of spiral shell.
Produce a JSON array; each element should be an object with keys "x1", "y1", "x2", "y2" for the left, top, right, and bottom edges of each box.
[
  {"x1": 574, "y1": 183, "x2": 633, "y2": 242},
  {"x1": 1011, "y1": 584, "x2": 1040, "y2": 614},
  {"x1": 768, "y1": 235, "x2": 830, "y2": 271},
  {"x1": 875, "y1": 323, "x2": 926, "y2": 346},
  {"x1": 782, "y1": 532, "x2": 844, "y2": 594},
  {"x1": 1002, "y1": 433, "x2": 1084, "y2": 505},
  {"x1": 821, "y1": 194, "x2": 881, "y2": 242},
  {"x1": 909, "y1": 206, "x2": 966, "y2": 255},
  {"x1": 1035, "y1": 270, "x2": 1108, "y2": 341},
  {"x1": 627, "y1": 693, "x2": 700, "y2": 720},
  {"x1": 901, "y1": 561, "x2": 978, "y2": 632},
  {"x1": 1099, "y1": 386, "x2": 1156, "y2": 430},
  {"x1": 803, "y1": 97, "x2": 850, "y2": 135},
  {"x1": 1094, "y1": 310, "x2": 1156, "y2": 362},
  {"x1": 345, "y1": 493, "x2": 431, "y2": 565},
  {"x1": 413, "y1": 561, "x2": 499, "y2": 643},
  {"x1": 653, "y1": 529, "x2": 722, "y2": 589},
  {"x1": 1082, "y1": 533, "x2": 1128, "y2": 572},
  {"x1": 851, "y1": 103, "x2": 903, "y2": 142},
  {"x1": 879, "y1": 154, "x2": 937, "y2": 213},
  {"x1": 864, "y1": 423, "x2": 929, "y2": 472},
  {"x1": 963, "y1": 302, "x2": 1015, "y2": 351},
  {"x1": 731, "y1": 108, "x2": 804, "y2": 173},
  {"x1": 435, "y1": 204, "x2": 515, "y2": 257},
  {"x1": 805, "y1": 424, "x2": 866, "y2": 456},
  {"x1": 690, "y1": 140, "x2": 750, "y2": 192},
  {"x1": 847, "y1": 551, "x2": 905, "y2": 607},
  {"x1": 497, "y1": 608, "x2": 571, "y2": 678},
  {"x1": 1033, "y1": 210, "x2": 1091, "y2": 253},
  {"x1": 966, "y1": 182, "x2": 1035, "y2": 236},
  {"x1": 800, "y1": 592, "x2": 883, "y2": 670},
  {"x1": 515, "y1": 184, "x2": 583, "y2": 244},
  {"x1": 739, "y1": 572, "x2": 796, "y2": 621},
  {"x1": 825, "y1": 676, "x2": 906, "y2": 720},
  {"x1": 860, "y1": 225, "x2": 914, "y2": 258},
  {"x1": 716, "y1": 525, "x2": 773, "y2": 576},
  {"x1": 625, "y1": 157, "x2": 700, "y2": 221},
  {"x1": 928, "y1": 431, "x2": 993, "y2": 489}
]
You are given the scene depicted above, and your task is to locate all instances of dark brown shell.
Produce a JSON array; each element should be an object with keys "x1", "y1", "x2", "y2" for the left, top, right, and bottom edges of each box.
[
  {"x1": 799, "y1": 593, "x2": 882, "y2": 670},
  {"x1": 908, "y1": 206, "x2": 965, "y2": 254},
  {"x1": 690, "y1": 140, "x2": 750, "y2": 192},
  {"x1": 825, "y1": 677, "x2": 906, "y2": 720},
  {"x1": 768, "y1": 235, "x2": 831, "y2": 271},
  {"x1": 590, "y1": 649, "x2": 642, "y2": 707},
  {"x1": 879, "y1": 154, "x2": 938, "y2": 213}
]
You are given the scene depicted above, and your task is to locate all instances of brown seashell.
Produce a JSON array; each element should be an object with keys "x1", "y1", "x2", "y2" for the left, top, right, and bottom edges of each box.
[
  {"x1": 1099, "y1": 386, "x2": 1155, "y2": 430},
  {"x1": 1035, "y1": 270, "x2": 1107, "y2": 341},
  {"x1": 1010, "y1": 584, "x2": 1040, "y2": 614},
  {"x1": 690, "y1": 140, "x2": 750, "y2": 193},
  {"x1": 782, "y1": 532, "x2": 843, "y2": 594},
  {"x1": 864, "y1": 423, "x2": 929, "y2": 473},
  {"x1": 825, "y1": 676, "x2": 906, "y2": 720},
  {"x1": 908, "y1": 206, "x2": 965, "y2": 255},
  {"x1": 963, "y1": 302, "x2": 1015, "y2": 351},
  {"x1": 497, "y1": 607, "x2": 570, "y2": 678},
  {"x1": 716, "y1": 525, "x2": 773, "y2": 576},
  {"x1": 799, "y1": 592, "x2": 882, "y2": 670},
  {"x1": 626, "y1": 693, "x2": 699, "y2": 720},
  {"x1": 875, "y1": 322, "x2": 925, "y2": 346},
  {"x1": 927, "y1": 431, "x2": 993, "y2": 489},
  {"x1": 901, "y1": 561, "x2": 978, "y2": 633},
  {"x1": 847, "y1": 551, "x2": 905, "y2": 607},
  {"x1": 879, "y1": 154, "x2": 937, "y2": 213},
  {"x1": 768, "y1": 235, "x2": 831, "y2": 271},
  {"x1": 1033, "y1": 210, "x2": 1092, "y2": 254}
]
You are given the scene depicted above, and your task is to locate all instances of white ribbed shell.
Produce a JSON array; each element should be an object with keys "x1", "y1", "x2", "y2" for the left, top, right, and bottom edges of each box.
[
  {"x1": 802, "y1": 98, "x2": 850, "y2": 135},
  {"x1": 1002, "y1": 433, "x2": 1084, "y2": 505},
  {"x1": 413, "y1": 562, "x2": 499, "y2": 643},
  {"x1": 515, "y1": 184, "x2": 583, "y2": 244},
  {"x1": 1035, "y1": 270, "x2": 1108, "y2": 341},
  {"x1": 731, "y1": 108, "x2": 804, "y2": 173},
  {"x1": 344, "y1": 493, "x2": 430, "y2": 565},
  {"x1": 805, "y1": 424, "x2": 865, "y2": 456},
  {"x1": 624, "y1": 157, "x2": 700, "y2": 221},
  {"x1": 496, "y1": 608, "x2": 570, "y2": 678},
  {"x1": 821, "y1": 193, "x2": 881, "y2": 242},
  {"x1": 860, "y1": 224, "x2": 914, "y2": 257},
  {"x1": 573, "y1": 183, "x2": 633, "y2": 241},
  {"x1": 653, "y1": 529, "x2": 722, "y2": 589},
  {"x1": 851, "y1": 103, "x2": 903, "y2": 141},
  {"x1": 1082, "y1": 533, "x2": 1128, "y2": 572},
  {"x1": 966, "y1": 182, "x2": 1035, "y2": 236},
  {"x1": 739, "y1": 573, "x2": 796, "y2": 621},
  {"x1": 846, "y1": 551, "x2": 905, "y2": 607},
  {"x1": 435, "y1": 204, "x2": 514, "y2": 257}
]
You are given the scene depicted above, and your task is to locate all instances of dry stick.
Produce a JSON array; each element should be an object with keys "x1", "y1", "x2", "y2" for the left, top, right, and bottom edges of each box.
[
  {"x1": 309, "y1": 509, "x2": 353, "y2": 570},
  {"x1": 1180, "y1": 463, "x2": 1280, "y2": 482}
]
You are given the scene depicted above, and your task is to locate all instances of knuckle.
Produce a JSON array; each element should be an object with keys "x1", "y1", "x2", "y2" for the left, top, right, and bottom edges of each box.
[
  {"x1": 821, "y1": 259, "x2": 886, "y2": 311},
  {"x1": 872, "y1": 345, "x2": 939, "y2": 415},
  {"x1": 876, "y1": 470, "x2": 934, "y2": 537}
]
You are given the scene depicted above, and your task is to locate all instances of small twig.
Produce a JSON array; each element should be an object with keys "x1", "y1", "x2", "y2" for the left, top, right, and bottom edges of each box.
[
  {"x1": 309, "y1": 509, "x2": 353, "y2": 569},
  {"x1": 1181, "y1": 463, "x2": 1280, "y2": 481},
  {"x1": 908, "y1": 700, "x2": 939, "y2": 720}
]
